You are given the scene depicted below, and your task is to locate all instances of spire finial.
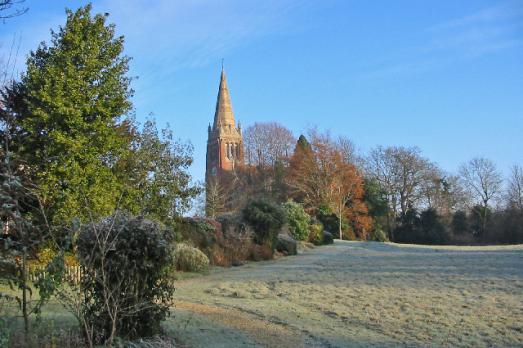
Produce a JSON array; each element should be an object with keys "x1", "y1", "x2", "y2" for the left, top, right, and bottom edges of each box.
[{"x1": 221, "y1": 58, "x2": 225, "y2": 71}]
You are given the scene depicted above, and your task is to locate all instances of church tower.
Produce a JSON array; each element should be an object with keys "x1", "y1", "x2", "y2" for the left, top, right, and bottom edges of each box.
[{"x1": 206, "y1": 67, "x2": 244, "y2": 184}]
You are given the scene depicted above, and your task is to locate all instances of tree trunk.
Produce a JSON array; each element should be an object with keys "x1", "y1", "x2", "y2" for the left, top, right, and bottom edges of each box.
[
  {"x1": 22, "y1": 248, "x2": 29, "y2": 342},
  {"x1": 338, "y1": 202, "x2": 343, "y2": 240}
]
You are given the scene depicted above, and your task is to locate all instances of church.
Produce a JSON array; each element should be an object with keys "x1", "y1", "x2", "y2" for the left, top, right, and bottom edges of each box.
[{"x1": 205, "y1": 68, "x2": 244, "y2": 186}]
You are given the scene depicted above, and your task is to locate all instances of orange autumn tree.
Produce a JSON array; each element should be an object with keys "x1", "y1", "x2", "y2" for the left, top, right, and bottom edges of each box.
[{"x1": 288, "y1": 132, "x2": 372, "y2": 239}]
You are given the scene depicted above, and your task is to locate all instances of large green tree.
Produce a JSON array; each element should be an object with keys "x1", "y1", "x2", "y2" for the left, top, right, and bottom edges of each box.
[
  {"x1": 117, "y1": 120, "x2": 200, "y2": 222},
  {"x1": 2, "y1": 5, "x2": 133, "y2": 224}
]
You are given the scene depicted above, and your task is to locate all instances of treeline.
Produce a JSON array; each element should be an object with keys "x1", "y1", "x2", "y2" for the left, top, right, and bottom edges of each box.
[{"x1": 208, "y1": 123, "x2": 523, "y2": 245}]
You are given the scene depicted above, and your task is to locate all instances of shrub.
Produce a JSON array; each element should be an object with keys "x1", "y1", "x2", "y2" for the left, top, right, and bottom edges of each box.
[
  {"x1": 248, "y1": 243, "x2": 274, "y2": 261},
  {"x1": 176, "y1": 217, "x2": 217, "y2": 249},
  {"x1": 316, "y1": 204, "x2": 339, "y2": 236},
  {"x1": 282, "y1": 201, "x2": 310, "y2": 241},
  {"x1": 308, "y1": 222, "x2": 324, "y2": 245},
  {"x1": 210, "y1": 234, "x2": 252, "y2": 267},
  {"x1": 242, "y1": 198, "x2": 286, "y2": 250},
  {"x1": 77, "y1": 213, "x2": 175, "y2": 344},
  {"x1": 174, "y1": 243, "x2": 210, "y2": 272}
]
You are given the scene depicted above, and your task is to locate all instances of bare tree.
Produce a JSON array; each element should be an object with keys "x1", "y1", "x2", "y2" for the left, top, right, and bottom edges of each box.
[
  {"x1": 459, "y1": 157, "x2": 502, "y2": 235},
  {"x1": 506, "y1": 164, "x2": 523, "y2": 210},
  {"x1": 205, "y1": 177, "x2": 226, "y2": 218},
  {"x1": 335, "y1": 135, "x2": 362, "y2": 166},
  {"x1": 366, "y1": 146, "x2": 433, "y2": 210},
  {"x1": 0, "y1": 0, "x2": 27, "y2": 21},
  {"x1": 420, "y1": 169, "x2": 469, "y2": 216},
  {"x1": 244, "y1": 122, "x2": 294, "y2": 167},
  {"x1": 365, "y1": 146, "x2": 439, "y2": 239}
]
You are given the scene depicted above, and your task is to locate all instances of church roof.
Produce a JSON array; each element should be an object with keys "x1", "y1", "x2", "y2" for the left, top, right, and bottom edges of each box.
[{"x1": 213, "y1": 68, "x2": 236, "y2": 129}]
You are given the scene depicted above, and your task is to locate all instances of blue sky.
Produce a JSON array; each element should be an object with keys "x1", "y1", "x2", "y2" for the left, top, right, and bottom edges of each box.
[{"x1": 1, "y1": 0, "x2": 522, "y2": 184}]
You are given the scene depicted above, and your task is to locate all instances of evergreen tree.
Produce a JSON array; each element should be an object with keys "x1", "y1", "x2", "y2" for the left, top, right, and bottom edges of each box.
[
  {"x1": 2, "y1": 5, "x2": 133, "y2": 224},
  {"x1": 420, "y1": 208, "x2": 449, "y2": 244},
  {"x1": 451, "y1": 210, "x2": 469, "y2": 235}
]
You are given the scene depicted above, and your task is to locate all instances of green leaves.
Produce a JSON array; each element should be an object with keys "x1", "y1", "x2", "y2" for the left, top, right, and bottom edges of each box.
[
  {"x1": 282, "y1": 200, "x2": 310, "y2": 241},
  {"x1": 4, "y1": 5, "x2": 133, "y2": 225},
  {"x1": 77, "y1": 213, "x2": 175, "y2": 342}
]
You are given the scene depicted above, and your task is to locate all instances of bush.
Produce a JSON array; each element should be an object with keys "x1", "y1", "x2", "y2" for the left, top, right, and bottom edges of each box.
[
  {"x1": 210, "y1": 234, "x2": 252, "y2": 267},
  {"x1": 322, "y1": 231, "x2": 334, "y2": 244},
  {"x1": 176, "y1": 217, "x2": 217, "y2": 249},
  {"x1": 316, "y1": 205, "x2": 339, "y2": 236},
  {"x1": 308, "y1": 222, "x2": 324, "y2": 245},
  {"x1": 282, "y1": 201, "x2": 310, "y2": 241},
  {"x1": 174, "y1": 243, "x2": 210, "y2": 272},
  {"x1": 248, "y1": 243, "x2": 274, "y2": 261},
  {"x1": 242, "y1": 198, "x2": 286, "y2": 250},
  {"x1": 77, "y1": 213, "x2": 175, "y2": 344}
]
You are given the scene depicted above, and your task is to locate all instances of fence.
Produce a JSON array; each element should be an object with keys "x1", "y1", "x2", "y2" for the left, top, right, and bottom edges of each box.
[{"x1": 28, "y1": 265, "x2": 82, "y2": 284}]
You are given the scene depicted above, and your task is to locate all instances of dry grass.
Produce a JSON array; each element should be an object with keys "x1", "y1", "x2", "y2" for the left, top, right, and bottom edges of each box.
[{"x1": 170, "y1": 241, "x2": 523, "y2": 347}]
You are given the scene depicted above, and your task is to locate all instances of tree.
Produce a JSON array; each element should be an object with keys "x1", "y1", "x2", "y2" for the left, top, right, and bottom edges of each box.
[
  {"x1": 205, "y1": 177, "x2": 226, "y2": 218},
  {"x1": 241, "y1": 122, "x2": 294, "y2": 204},
  {"x1": 366, "y1": 146, "x2": 434, "y2": 237},
  {"x1": 117, "y1": 120, "x2": 199, "y2": 222},
  {"x1": 244, "y1": 122, "x2": 294, "y2": 167},
  {"x1": 451, "y1": 210, "x2": 469, "y2": 235},
  {"x1": 506, "y1": 165, "x2": 523, "y2": 210},
  {"x1": 394, "y1": 208, "x2": 449, "y2": 244},
  {"x1": 328, "y1": 155, "x2": 369, "y2": 239},
  {"x1": 1, "y1": 5, "x2": 133, "y2": 225},
  {"x1": 459, "y1": 157, "x2": 502, "y2": 236},
  {"x1": 335, "y1": 135, "x2": 359, "y2": 165},
  {"x1": 288, "y1": 131, "x2": 371, "y2": 239},
  {"x1": 0, "y1": 0, "x2": 27, "y2": 21},
  {"x1": 363, "y1": 178, "x2": 390, "y2": 238},
  {"x1": 420, "y1": 171, "x2": 469, "y2": 217},
  {"x1": 419, "y1": 208, "x2": 450, "y2": 244}
]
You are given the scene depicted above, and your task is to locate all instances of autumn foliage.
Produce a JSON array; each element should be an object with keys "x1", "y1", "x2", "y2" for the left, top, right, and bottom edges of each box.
[{"x1": 287, "y1": 132, "x2": 372, "y2": 239}]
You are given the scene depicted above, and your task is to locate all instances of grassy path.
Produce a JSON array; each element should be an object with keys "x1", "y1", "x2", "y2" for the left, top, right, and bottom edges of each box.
[{"x1": 168, "y1": 241, "x2": 523, "y2": 348}]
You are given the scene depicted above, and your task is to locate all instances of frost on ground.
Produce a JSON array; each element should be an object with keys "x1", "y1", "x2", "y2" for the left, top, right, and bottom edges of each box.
[{"x1": 169, "y1": 241, "x2": 523, "y2": 348}]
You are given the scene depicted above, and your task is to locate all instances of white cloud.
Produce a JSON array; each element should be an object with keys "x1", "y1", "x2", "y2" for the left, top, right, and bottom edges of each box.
[
  {"x1": 89, "y1": 0, "x2": 307, "y2": 110},
  {"x1": 361, "y1": 2, "x2": 523, "y2": 80},
  {"x1": 97, "y1": 0, "x2": 305, "y2": 72}
]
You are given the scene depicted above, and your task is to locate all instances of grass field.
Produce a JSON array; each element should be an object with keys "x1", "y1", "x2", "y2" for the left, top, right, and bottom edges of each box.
[
  {"x1": 170, "y1": 241, "x2": 523, "y2": 347},
  {"x1": 2, "y1": 241, "x2": 523, "y2": 347}
]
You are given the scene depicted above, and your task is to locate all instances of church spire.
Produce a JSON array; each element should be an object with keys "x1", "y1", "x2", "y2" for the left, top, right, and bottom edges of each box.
[{"x1": 213, "y1": 66, "x2": 236, "y2": 129}]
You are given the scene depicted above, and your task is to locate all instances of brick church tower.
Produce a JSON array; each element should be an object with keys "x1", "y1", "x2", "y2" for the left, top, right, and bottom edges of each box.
[{"x1": 205, "y1": 67, "x2": 244, "y2": 184}]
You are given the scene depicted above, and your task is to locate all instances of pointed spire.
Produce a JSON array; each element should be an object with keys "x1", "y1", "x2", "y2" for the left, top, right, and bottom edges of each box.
[{"x1": 213, "y1": 65, "x2": 236, "y2": 129}]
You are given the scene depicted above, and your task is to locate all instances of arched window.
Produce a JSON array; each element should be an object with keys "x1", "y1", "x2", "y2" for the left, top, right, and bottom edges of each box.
[{"x1": 236, "y1": 143, "x2": 240, "y2": 158}]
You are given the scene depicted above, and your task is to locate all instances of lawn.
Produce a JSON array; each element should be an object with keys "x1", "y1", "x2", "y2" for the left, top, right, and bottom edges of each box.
[{"x1": 2, "y1": 241, "x2": 523, "y2": 347}]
